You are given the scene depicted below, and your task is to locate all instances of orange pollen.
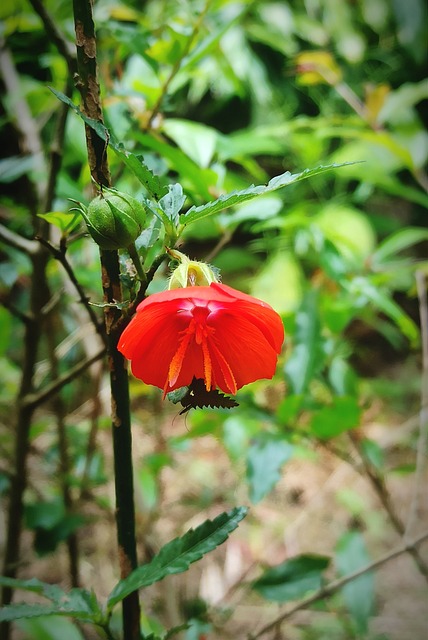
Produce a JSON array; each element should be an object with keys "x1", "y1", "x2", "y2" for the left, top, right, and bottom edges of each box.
[{"x1": 166, "y1": 309, "x2": 216, "y2": 393}]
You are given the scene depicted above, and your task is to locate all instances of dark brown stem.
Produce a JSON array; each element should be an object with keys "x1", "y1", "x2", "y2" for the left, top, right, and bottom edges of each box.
[{"x1": 72, "y1": 1, "x2": 140, "y2": 637}]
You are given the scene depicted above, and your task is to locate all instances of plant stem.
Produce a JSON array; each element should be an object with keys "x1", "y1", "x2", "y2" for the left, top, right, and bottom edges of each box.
[
  {"x1": 127, "y1": 242, "x2": 147, "y2": 284},
  {"x1": 251, "y1": 530, "x2": 428, "y2": 639},
  {"x1": 72, "y1": 0, "x2": 140, "y2": 637}
]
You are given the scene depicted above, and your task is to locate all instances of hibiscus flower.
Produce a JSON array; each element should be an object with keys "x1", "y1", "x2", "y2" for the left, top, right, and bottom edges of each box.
[{"x1": 118, "y1": 282, "x2": 284, "y2": 397}]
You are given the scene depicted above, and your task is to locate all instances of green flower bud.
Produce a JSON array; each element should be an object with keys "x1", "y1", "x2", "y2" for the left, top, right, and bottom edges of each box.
[
  {"x1": 80, "y1": 189, "x2": 146, "y2": 250},
  {"x1": 167, "y1": 249, "x2": 220, "y2": 289}
]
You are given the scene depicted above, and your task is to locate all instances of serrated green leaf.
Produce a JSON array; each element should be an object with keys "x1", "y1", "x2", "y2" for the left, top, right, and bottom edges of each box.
[
  {"x1": 179, "y1": 163, "x2": 354, "y2": 227},
  {"x1": 0, "y1": 577, "x2": 66, "y2": 602},
  {"x1": 253, "y1": 554, "x2": 330, "y2": 602},
  {"x1": 335, "y1": 531, "x2": 374, "y2": 634},
  {"x1": 107, "y1": 506, "x2": 248, "y2": 609},
  {"x1": 247, "y1": 436, "x2": 294, "y2": 503},
  {"x1": 371, "y1": 227, "x2": 428, "y2": 265},
  {"x1": 0, "y1": 586, "x2": 102, "y2": 623},
  {"x1": 49, "y1": 88, "x2": 165, "y2": 199},
  {"x1": 0, "y1": 604, "x2": 66, "y2": 622}
]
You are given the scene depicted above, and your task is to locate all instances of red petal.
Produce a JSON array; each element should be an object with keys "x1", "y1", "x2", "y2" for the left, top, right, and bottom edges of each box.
[{"x1": 209, "y1": 309, "x2": 281, "y2": 389}]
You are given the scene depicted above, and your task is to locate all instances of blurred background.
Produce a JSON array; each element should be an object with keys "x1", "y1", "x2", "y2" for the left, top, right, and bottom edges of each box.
[{"x1": 0, "y1": 0, "x2": 427, "y2": 638}]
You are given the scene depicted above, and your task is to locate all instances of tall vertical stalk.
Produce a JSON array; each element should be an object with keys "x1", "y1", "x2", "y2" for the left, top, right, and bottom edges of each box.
[{"x1": 72, "y1": 1, "x2": 140, "y2": 638}]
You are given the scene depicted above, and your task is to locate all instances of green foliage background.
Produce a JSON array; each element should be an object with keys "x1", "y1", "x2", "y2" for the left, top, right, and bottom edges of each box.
[{"x1": 0, "y1": 0, "x2": 427, "y2": 639}]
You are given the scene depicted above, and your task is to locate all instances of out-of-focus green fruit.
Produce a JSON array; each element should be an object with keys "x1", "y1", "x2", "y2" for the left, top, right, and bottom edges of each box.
[{"x1": 80, "y1": 190, "x2": 146, "y2": 250}]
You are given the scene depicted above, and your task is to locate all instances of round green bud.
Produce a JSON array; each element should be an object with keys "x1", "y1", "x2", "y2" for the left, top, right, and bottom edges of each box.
[{"x1": 81, "y1": 190, "x2": 146, "y2": 250}]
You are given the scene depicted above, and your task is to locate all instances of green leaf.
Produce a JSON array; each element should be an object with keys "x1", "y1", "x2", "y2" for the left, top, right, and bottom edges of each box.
[
  {"x1": 162, "y1": 119, "x2": 217, "y2": 168},
  {"x1": 0, "y1": 583, "x2": 102, "y2": 623},
  {"x1": 37, "y1": 211, "x2": 81, "y2": 234},
  {"x1": 371, "y1": 227, "x2": 428, "y2": 265},
  {"x1": 49, "y1": 88, "x2": 165, "y2": 199},
  {"x1": 0, "y1": 577, "x2": 66, "y2": 602},
  {"x1": 107, "y1": 506, "x2": 248, "y2": 609},
  {"x1": 284, "y1": 291, "x2": 325, "y2": 395},
  {"x1": 347, "y1": 277, "x2": 419, "y2": 344},
  {"x1": 276, "y1": 395, "x2": 304, "y2": 424},
  {"x1": 335, "y1": 532, "x2": 374, "y2": 634},
  {"x1": 136, "y1": 215, "x2": 162, "y2": 253},
  {"x1": 360, "y1": 438, "x2": 384, "y2": 471},
  {"x1": 0, "y1": 155, "x2": 36, "y2": 183},
  {"x1": 253, "y1": 554, "x2": 330, "y2": 602},
  {"x1": 247, "y1": 436, "x2": 294, "y2": 503},
  {"x1": 17, "y1": 616, "x2": 85, "y2": 640},
  {"x1": 0, "y1": 604, "x2": 68, "y2": 622},
  {"x1": 310, "y1": 397, "x2": 361, "y2": 439},
  {"x1": 159, "y1": 183, "x2": 186, "y2": 226},
  {"x1": 25, "y1": 499, "x2": 65, "y2": 530},
  {"x1": 180, "y1": 164, "x2": 354, "y2": 227},
  {"x1": 328, "y1": 357, "x2": 358, "y2": 396}
]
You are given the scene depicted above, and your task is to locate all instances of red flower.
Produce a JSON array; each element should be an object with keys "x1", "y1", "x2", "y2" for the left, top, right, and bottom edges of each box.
[{"x1": 118, "y1": 282, "x2": 284, "y2": 396}]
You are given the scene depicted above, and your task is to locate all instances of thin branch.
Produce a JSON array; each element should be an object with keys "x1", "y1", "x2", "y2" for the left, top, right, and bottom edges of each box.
[
  {"x1": 348, "y1": 432, "x2": 428, "y2": 583},
  {"x1": 250, "y1": 530, "x2": 428, "y2": 639},
  {"x1": 28, "y1": 0, "x2": 77, "y2": 76},
  {"x1": 37, "y1": 236, "x2": 106, "y2": 344},
  {"x1": 0, "y1": 223, "x2": 38, "y2": 255},
  {"x1": 0, "y1": 297, "x2": 33, "y2": 325},
  {"x1": 112, "y1": 252, "x2": 168, "y2": 334},
  {"x1": 146, "y1": 0, "x2": 212, "y2": 128},
  {"x1": 405, "y1": 270, "x2": 428, "y2": 537},
  {"x1": 22, "y1": 347, "x2": 105, "y2": 411},
  {"x1": 0, "y1": 38, "x2": 46, "y2": 204},
  {"x1": 45, "y1": 315, "x2": 80, "y2": 587}
]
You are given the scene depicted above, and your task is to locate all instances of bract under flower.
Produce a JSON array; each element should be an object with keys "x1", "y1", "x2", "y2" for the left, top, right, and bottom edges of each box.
[{"x1": 118, "y1": 282, "x2": 284, "y2": 397}]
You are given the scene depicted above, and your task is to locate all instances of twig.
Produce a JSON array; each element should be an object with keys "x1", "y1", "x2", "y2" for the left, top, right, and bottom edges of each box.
[
  {"x1": 113, "y1": 252, "x2": 168, "y2": 334},
  {"x1": 250, "y1": 530, "x2": 428, "y2": 639},
  {"x1": 27, "y1": 0, "x2": 77, "y2": 76},
  {"x1": 0, "y1": 37, "x2": 50, "y2": 640},
  {"x1": 37, "y1": 236, "x2": 106, "y2": 344},
  {"x1": 0, "y1": 223, "x2": 38, "y2": 255},
  {"x1": 405, "y1": 270, "x2": 428, "y2": 537},
  {"x1": 348, "y1": 432, "x2": 428, "y2": 583},
  {"x1": 146, "y1": 0, "x2": 212, "y2": 128},
  {"x1": 0, "y1": 38, "x2": 46, "y2": 203},
  {"x1": 45, "y1": 315, "x2": 80, "y2": 587},
  {"x1": 0, "y1": 297, "x2": 32, "y2": 325},
  {"x1": 22, "y1": 348, "x2": 105, "y2": 410},
  {"x1": 204, "y1": 229, "x2": 233, "y2": 263}
]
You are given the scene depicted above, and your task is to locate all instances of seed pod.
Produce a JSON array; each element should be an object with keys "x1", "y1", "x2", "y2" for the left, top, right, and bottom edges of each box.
[{"x1": 80, "y1": 190, "x2": 146, "y2": 250}]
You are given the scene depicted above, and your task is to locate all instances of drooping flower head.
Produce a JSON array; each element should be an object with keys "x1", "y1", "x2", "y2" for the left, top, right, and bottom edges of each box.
[{"x1": 118, "y1": 253, "x2": 284, "y2": 398}]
